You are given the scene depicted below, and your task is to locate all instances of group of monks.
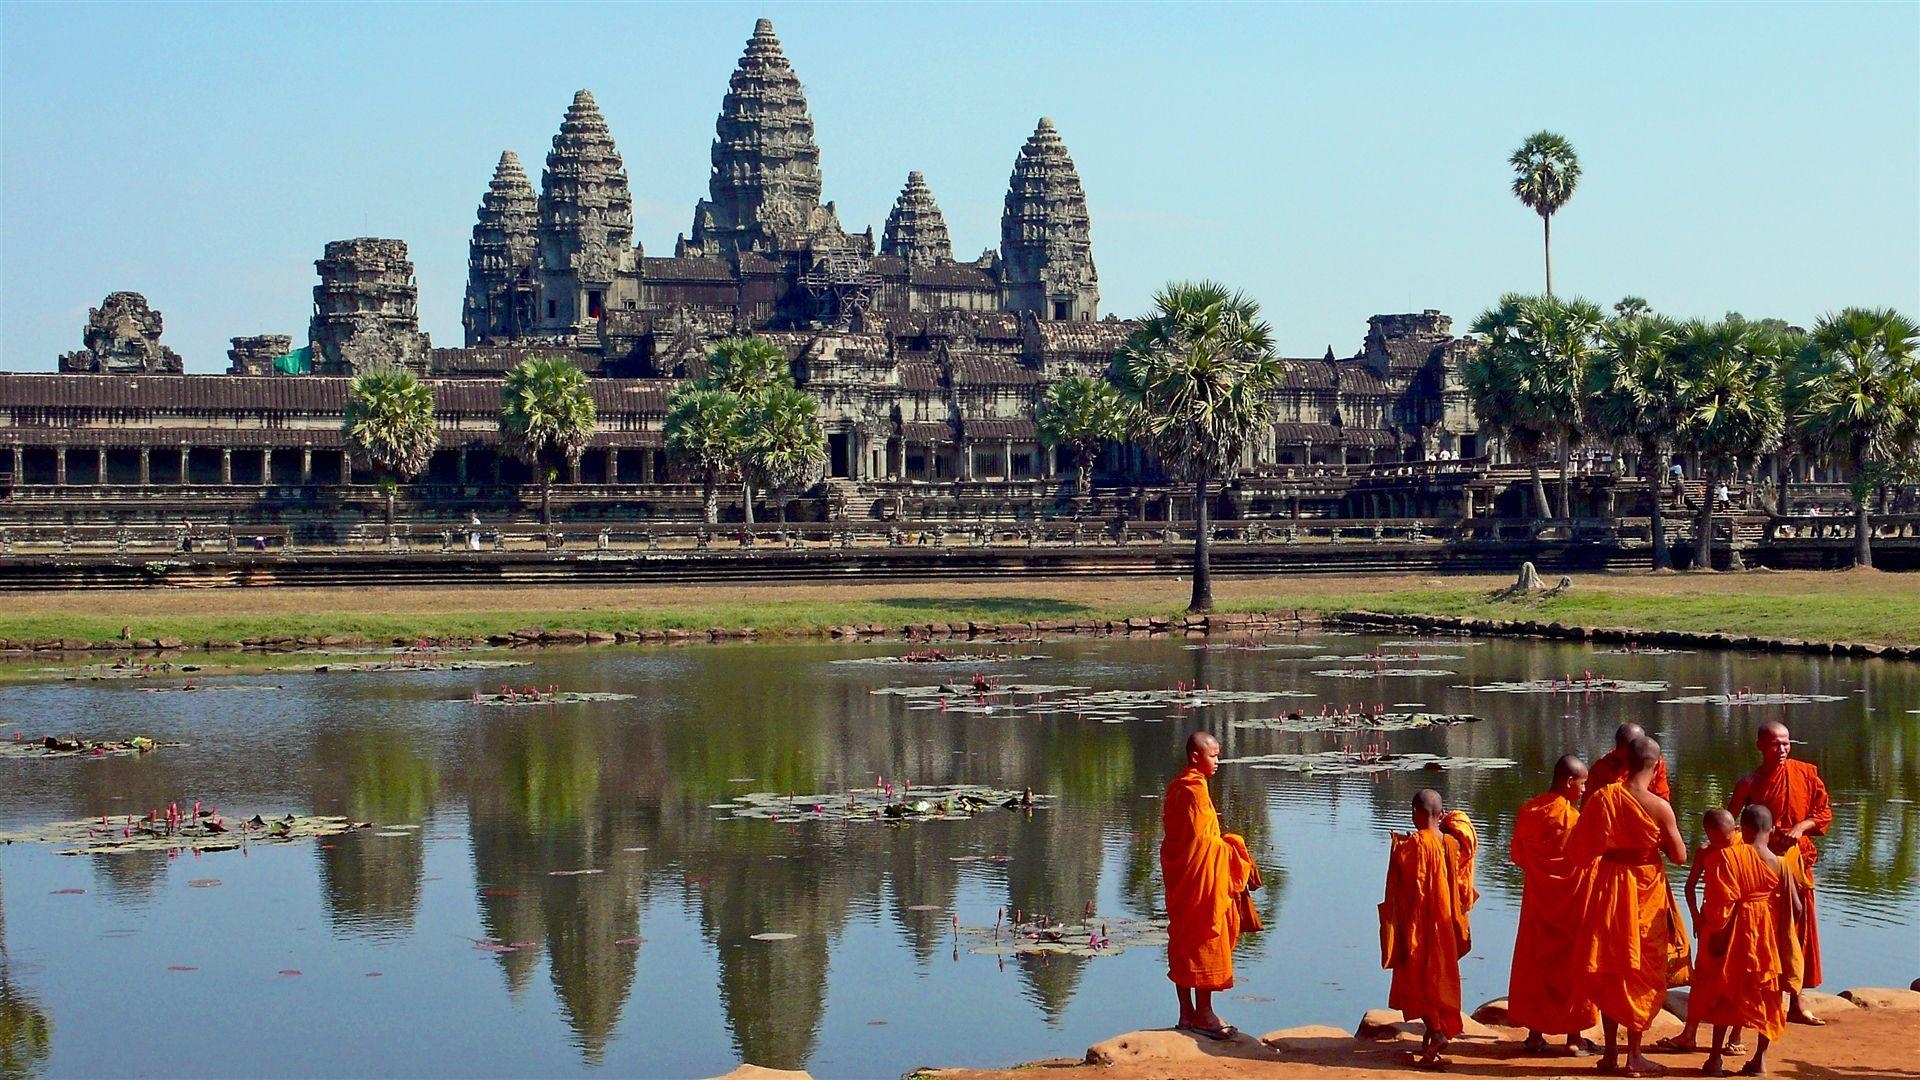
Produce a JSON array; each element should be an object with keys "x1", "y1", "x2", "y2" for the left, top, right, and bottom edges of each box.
[{"x1": 1159, "y1": 720, "x2": 1832, "y2": 1077}]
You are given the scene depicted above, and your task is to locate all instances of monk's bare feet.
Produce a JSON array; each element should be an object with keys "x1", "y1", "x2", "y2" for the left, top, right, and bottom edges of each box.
[
  {"x1": 1651, "y1": 1036, "x2": 1699, "y2": 1053},
  {"x1": 1737, "y1": 1058, "x2": 1766, "y2": 1077},
  {"x1": 1565, "y1": 1037, "x2": 1598, "y2": 1057},
  {"x1": 1622, "y1": 1055, "x2": 1668, "y2": 1077},
  {"x1": 1413, "y1": 1052, "x2": 1451, "y2": 1071},
  {"x1": 1724, "y1": 1042, "x2": 1747, "y2": 1056},
  {"x1": 1597, "y1": 1055, "x2": 1622, "y2": 1074},
  {"x1": 1702, "y1": 1053, "x2": 1728, "y2": 1077},
  {"x1": 1787, "y1": 1007, "x2": 1824, "y2": 1026},
  {"x1": 1525, "y1": 1032, "x2": 1549, "y2": 1054}
]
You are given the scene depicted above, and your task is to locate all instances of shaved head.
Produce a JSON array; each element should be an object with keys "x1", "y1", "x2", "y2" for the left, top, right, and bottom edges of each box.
[
  {"x1": 1184, "y1": 731, "x2": 1221, "y2": 777},
  {"x1": 1186, "y1": 731, "x2": 1219, "y2": 756},
  {"x1": 1413, "y1": 788, "x2": 1444, "y2": 816},
  {"x1": 1757, "y1": 721, "x2": 1792, "y2": 769},
  {"x1": 1703, "y1": 807, "x2": 1736, "y2": 833},
  {"x1": 1628, "y1": 736, "x2": 1663, "y2": 775},
  {"x1": 1741, "y1": 803, "x2": 1775, "y2": 832},
  {"x1": 1614, "y1": 723, "x2": 1646, "y2": 749},
  {"x1": 1552, "y1": 755, "x2": 1589, "y2": 786}
]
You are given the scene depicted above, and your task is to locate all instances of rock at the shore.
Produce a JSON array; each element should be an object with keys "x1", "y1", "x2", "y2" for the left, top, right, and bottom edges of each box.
[
  {"x1": 1470, "y1": 997, "x2": 1510, "y2": 1025},
  {"x1": 1260, "y1": 1024, "x2": 1353, "y2": 1053},
  {"x1": 1839, "y1": 986, "x2": 1920, "y2": 1010},
  {"x1": 1356, "y1": 1009, "x2": 1410, "y2": 1040},
  {"x1": 1084, "y1": 1028, "x2": 1278, "y2": 1067},
  {"x1": 1799, "y1": 989, "x2": 1858, "y2": 1015},
  {"x1": 705, "y1": 1067, "x2": 811, "y2": 1080},
  {"x1": 1666, "y1": 986, "x2": 1692, "y2": 1020}
]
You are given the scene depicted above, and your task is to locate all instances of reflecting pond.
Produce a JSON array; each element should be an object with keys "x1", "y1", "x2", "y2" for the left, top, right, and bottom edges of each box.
[{"x1": 1, "y1": 635, "x2": 1915, "y2": 1077}]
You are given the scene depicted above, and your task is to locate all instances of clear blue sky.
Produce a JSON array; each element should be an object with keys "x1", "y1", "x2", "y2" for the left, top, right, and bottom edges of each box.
[{"x1": 3, "y1": 2, "x2": 1916, "y2": 373}]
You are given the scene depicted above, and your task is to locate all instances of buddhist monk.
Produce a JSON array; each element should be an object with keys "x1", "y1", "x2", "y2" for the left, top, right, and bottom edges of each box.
[
  {"x1": 1161, "y1": 731, "x2": 1257, "y2": 1041},
  {"x1": 1584, "y1": 723, "x2": 1672, "y2": 805},
  {"x1": 1380, "y1": 789, "x2": 1478, "y2": 1071},
  {"x1": 1700, "y1": 805, "x2": 1800, "y2": 1077},
  {"x1": 1658, "y1": 808, "x2": 1742, "y2": 1055},
  {"x1": 1729, "y1": 720, "x2": 1831, "y2": 1025},
  {"x1": 1568, "y1": 737, "x2": 1690, "y2": 1077},
  {"x1": 1508, "y1": 754, "x2": 1600, "y2": 1054}
]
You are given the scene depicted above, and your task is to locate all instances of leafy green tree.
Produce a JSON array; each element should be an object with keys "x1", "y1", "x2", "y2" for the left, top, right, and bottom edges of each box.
[
  {"x1": 1613, "y1": 295, "x2": 1652, "y2": 320},
  {"x1": 740, "y1": 384, "x2": 827, "y2": 525},
  {"x1": 1587, "y1": 313, "x2": 1682, "y2": 567},
  {"x1": 500, "y1": 356, "x2": 598, "y2": 526},
  {"x1": 1669, "y1": 319, "x2": 1787, "y2": 570},
  {"x1": 1509, "y1": 132, "x2": 1581, "y2": 296},
  {"x1": 1112, "y1": 281, "x2": 1280, "y2": 613},
  {"x1": 1799, "y1": 307, "x2": 1920, "y2": 568},
  {"x1": 1466, "y1": 293, "x2": 1602, "y2": 520},
  {"x1": 1037, "y1": 374, "x2": 1128, "y2": 496},
  {"x1": 703, "y1": 336, "x2": 794, "y2": 396},
  {"x1": 341, "y1": 366, "x2": 439, "y2": 539},
  {"x1": 665, "y1": 387, "x2": 745, "y2": 524}
]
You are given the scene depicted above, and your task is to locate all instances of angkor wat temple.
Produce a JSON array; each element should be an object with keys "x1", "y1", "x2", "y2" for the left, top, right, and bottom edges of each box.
[{"x1": 0, "y1": 19, "x2": 1487, "y2": 535}]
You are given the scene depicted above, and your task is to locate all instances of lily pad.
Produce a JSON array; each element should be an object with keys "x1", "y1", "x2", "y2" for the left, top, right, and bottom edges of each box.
[
  {"x1": 313, "y1": 658, "x2": 529, "y2": 674},
  {"x1": 1, "y1": 735, "x2": 176, "y2": 760},
  {"x1": 464, "y1": 691, "x2": 636, "y2": 705},
  {"x1": 1658, "y1": 692, "x2": 1848, "y2": 706},
  {"x1": 1464, "y1": 677, "x2": 1669, "y2": 695},
  {"x1": 1231, "y1": 712, "x2": 1482, "y2": 733},
  {"x1": 750, "y1": 932, "x2": 798, "y2": 942},
  {"x1": 0, "y1": 813, "x2": 377, "y2": 855},
  {"x1": 832, "y1": 652, "x2": 1042, "y2": 667},
  {"x1": 721, "y1": 784, "x2": 1047, "y2": 825},
  {"x1": 1310, "y1": 668, "x2": 1456, "y2": 678},
  {"x1": 1225, "y1": 750, "x2": 1517, "y2": 774},
  {"x1": 955, "y1": 916, "x2": 1171, "y2": 958}
]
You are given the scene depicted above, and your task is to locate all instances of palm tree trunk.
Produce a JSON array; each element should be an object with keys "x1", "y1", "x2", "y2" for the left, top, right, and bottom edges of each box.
[
  {"x1": 1557, "y1": 434, "x2": 1571, "y2": 519},
  {"x1": 385, "y1": 487, "x2": 395, "y2": 541},
  {"x1": 1189, "y1": 472, "x2": 1213, "y2": 614},
  {"x1": 1693, "y1": 468, "x2": 1715, "y2": 570},
  {"x1": 703, "y1": 472, "x2": 719, "y2": 525},
  {"x1": 742, "y1": 482, "x2": 755, "y2": 528},
  {"x1": 1542, "y1": 213, "x2": 1554, "y2": 297},
  {"x1": 1530, "y1": 459, "x2": 1551, "y2": 522},
  {"x1": 1644, "y1": 438, "x2": 1669, "y2": 571},
  {"x1": 1077, "y1": 450, "x2": 1092, "y2": 498},
  {"x1": 1853, "y1": 452, "x2": 1874, "y2": 569}
]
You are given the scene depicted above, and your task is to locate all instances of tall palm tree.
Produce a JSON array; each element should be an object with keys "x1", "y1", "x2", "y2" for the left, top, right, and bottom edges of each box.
[
  {"x1": 664, "y1": 387, "x2": 745, "y2": 525},
  {"x1": 1586, "y1": 314, "x2": 1681, "y2": 567},
  {"x1": 703, "y1": 336, "x2": 794, "y2": 396},
  {"x1": 341, "y1": 366, "x2": 439, "y2": 540},
  {"x1": 500, "y1": 356, "x2": 598, "y2": 527},
  {"x1": 1509, "y1": 131, "x2": 1581, "y2": 296},
  {"x1": 1799, "y1": 307, "x2": 1920, "y2": 568},
  {"x1": 741, "y1": 384, "x2": 828, "y2": 525},
  {"x1": 1669, "y1": 319, "x2": 1787, "y2": 570},
  {"x1": 1466, "y1": 293, "x2": 1601, "y2": 520},
  {"x1": 1111, "y1": 281, "x2": 1280, "y2": 613},
  {"x1": 1036, "y1": 374, "x2": 1127, "y2": 496}
]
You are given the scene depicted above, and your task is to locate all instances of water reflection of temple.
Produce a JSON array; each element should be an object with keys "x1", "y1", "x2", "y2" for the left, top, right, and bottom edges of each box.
[{"x1": 0, "y1": 866, "x2": 55, "y2": 1076}]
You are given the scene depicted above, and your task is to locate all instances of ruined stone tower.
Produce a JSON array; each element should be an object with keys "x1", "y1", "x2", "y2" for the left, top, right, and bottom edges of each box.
[
  {"x1": 999, "y1": 118, "x2": 1099, "y2": 321},
  {"x1": 682, "y1": 18, "x2": 847, "y2": 257},
  {"x1": 880, "y1": 172, "x2": 953, "y2": 268},
  {"x1": 464, "y1": 150, "x2": 539, "y2": 346},
  {"x1": 58, "y1": 292, "x2": 185, "y2": 374},
  {"x1": 309, "y1": 238, "x2": 431, "y2": 376},
  {"x1": 535, "y1": 90, "x2": 637, "y2": 340}
]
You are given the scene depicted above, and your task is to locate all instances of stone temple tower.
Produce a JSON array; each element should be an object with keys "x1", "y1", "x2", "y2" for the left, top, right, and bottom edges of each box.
[
  {"x1": 999, "y1": 118, "x2": 1099, "y2": 321},
  {"x1": 683, "y1": 18, "x2": 847, "y2": 256},
  {"x1": 880, "y1": 172, "x2": 953, "y2": 268},
  {"x1": 464, "y1": 150, "x2": 539, "y2": 346},
  {"x1": 534, "y1": 90, "x2": 637, "y2": 340},
  {"x1": 309, "y1": 238, "x2": 431, "y2": 376}
]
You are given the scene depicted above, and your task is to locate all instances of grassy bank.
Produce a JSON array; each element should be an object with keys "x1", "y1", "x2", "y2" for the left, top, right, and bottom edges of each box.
[{"x1": 0, "y1": 569, "x2": 1914, "y2": 648}]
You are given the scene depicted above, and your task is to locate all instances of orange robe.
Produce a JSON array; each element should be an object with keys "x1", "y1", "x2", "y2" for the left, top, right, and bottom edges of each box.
[
  {"x1": 1161, "y1": 766, "x2": 1253, "y2": 990},
  {"x1": 1568, "y1": 784, "x2": 1691, "y2": 1032},
  {"x1": 1731, "y1": 760, "x2": 1829, "y2": 988},
  {"x1": 1583, "y1": 747, "x2": 1672, "y2": 805},
  {"x1": 1507, "y1": 792, "x2": 1599, "y2": 1034},
  {"x1": 1683, "y1": 843, "x2": 1737, "y2": 1026},
  {"x1": 1698, "y1": 843, "x2": 1791, "y2": 1039},
  {"x1": 1380, "y1": 825, "x2": 1477, "y2": 1037}
]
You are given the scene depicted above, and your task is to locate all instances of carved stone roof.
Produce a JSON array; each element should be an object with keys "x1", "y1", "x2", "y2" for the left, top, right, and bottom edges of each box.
[
  {"x1": 470, "y1": 151, "x2": 538, "y2": 276},
  {"x1": 429, "y1": 346, "x2": 602, "y2": 376},
  {"x1": 642, "y1": 256, "x2": 737, "y2": 282},
  {"x1": 0, "y1": 373, "x2": 670, "y2": 417},
  {"x1": 1271, "y1": 422, "x2": 1344, "y2": 444},
  {"x1": 1000, "y1": 118, "x2": 1097, "y2": 295},
  {"x1": 946, "y1": 353, "x2": 1042, "y2": 387},
  {"x1": 538, "y1": 90, "x2": 633, "y2": 278},
  {"x1": 900, "y1": 419, "x2": 957, "y2": 444},
  {"x1": 908, "y1": 262, "x2": 997, "y2": 290},
  {"x1": 881, "y1": 172, "x2": 953, "y2": 267},
  {"x1": 960, "y1": 417, "x2": 1040, "y2": 441}
]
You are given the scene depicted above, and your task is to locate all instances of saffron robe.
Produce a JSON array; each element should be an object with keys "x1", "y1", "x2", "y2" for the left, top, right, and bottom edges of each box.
[
  {"x1": 1507, "y1": 792, "x2": 1599, "y2": 1034},
  {"x1": 1380, "y1": 825, "x2": 1477, "y2": 1037},
  {"x1": 1583, "y1": 747, "x2": 1673, "y2": 805},
  {"x1": 1731, "y1": 760, "x2": 1830, "y2": 989},
  {"x1": 1568, "y1": 784, "x2": 1691, "y2": 1032},
  {"x1": 1161, "y1": 766, "x2": 1254, "y2": 990},
  {"x1": 1698, "y1": 843, "x2": 1792, "y2": 1040},
  {"x1": 1683, "y1": 842, "x2": 1738, "y2": 1027}
]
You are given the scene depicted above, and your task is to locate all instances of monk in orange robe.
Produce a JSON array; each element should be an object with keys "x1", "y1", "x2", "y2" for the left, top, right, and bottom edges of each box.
[
  {"x1": 1729, "y1": 720, "x2": 1831, "y2": 1025},
  {"x1": 1700, "y1": 805, "x2": 1800, "y2": 1077},
  {"x1": 1568, "y1": 736, "x2": 1690, "y2": 1077},
  {"x1": 1583, "y1": 723, "x2": 1673, "y2": 805},
  {"x1": 1161, "y1": 731, "x2": 1256, "y2": 1041},
  {"x1": 1660, "y1": 808, "x2": 1742, "y2": 1054},
  {"x1": 1380, "y1": 789, "x2": 1478, "y2": 1070},
  {"x1": 1509, "y1": 754, "x2": 1599, "y2": 1054}
]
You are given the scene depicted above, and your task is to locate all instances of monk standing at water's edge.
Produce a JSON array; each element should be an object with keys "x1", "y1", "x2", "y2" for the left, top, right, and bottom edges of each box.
[
  {"x1": 1569, "y1": 736, "x2": 1690, "y2": 1077},
  {"x1": 1730, "y1": 720, "x2": 1831, "y2": 1026},
  {"x1": 1508, "y1": 754, "x2": 1600, "y2": 1055},
  {"x1": 1161, "y1": 730, "x2": 1258, "y2": 1041},
  {"x1": 1584, "y1": 723, "x2": 1672, "y2": 805}
]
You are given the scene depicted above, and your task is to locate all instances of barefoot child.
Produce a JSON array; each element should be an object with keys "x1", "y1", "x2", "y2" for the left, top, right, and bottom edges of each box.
[
  {"x1": 1380, "y1": 789, "x2": 1478, "y2": 1070},
  {"x1": 1700, "y1": 805, "x2": 1799, "y2": 1077},
  {"x1": 1659, "y1": 808, "x2": 1744, "y2": 1055}
]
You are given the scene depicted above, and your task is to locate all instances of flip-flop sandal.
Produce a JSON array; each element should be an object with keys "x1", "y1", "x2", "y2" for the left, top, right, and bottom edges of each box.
[
  {"x1": 1649, "y1": 1037, "x2": 1700, "y2": 1053},
  {"x1": 1595, "y1": 1061, "x2": 1622, "y2": 1075},
  {"x1": 1413, "y1": 1055, "x2": 1452, "y2": 1072},
  {"x1": 1790, "y1": 1013, "x2": 1826, "y2": 1026},
  {"x1": 1725, "y1": 1044, "x2": 1749, "y2": 1056},
  {"x1": 1622, "y1": 1064, "x2": 1669, "y2": 1078},
  {"x1": 1178, "y1": 1023, "x2": 1237, "y2": 1042},
  {"x1": 1737, "y1": 1063, "x2": 1766, "y2": 1077}
]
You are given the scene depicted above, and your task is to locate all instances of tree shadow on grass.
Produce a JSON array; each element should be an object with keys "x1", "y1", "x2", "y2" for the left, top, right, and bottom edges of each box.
[{"x1": 868, "y1": 596, "x2": 1098, "y2": 620}]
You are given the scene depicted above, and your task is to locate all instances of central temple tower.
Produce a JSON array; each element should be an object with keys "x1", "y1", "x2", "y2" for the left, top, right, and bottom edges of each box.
[{"x1": 999, "y1": 119, "x2": 1099, "y2": 321}]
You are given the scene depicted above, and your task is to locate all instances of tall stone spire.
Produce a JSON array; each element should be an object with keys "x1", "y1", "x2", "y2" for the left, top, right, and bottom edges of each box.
[
  {"x1": 684, "y1": 18, "x2": 846, "y2": 256},
  {"x1": 464, "y1": 150, "x2": 539, "y2": 345},
  {"x1": 999, "y1": 118, "x2": 1099, "y2": 321},
  {"x1": 881, "y1": 172, "x2": 953, "y2": 267},
  {"x1": 536, "y1": 90, "x2": 634, "y2": 334}
]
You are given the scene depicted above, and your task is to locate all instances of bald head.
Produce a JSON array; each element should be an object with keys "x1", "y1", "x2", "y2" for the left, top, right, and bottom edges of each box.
[
  {"x1": 1413, "y1": 788, "x2": 1444, "y2": 817},
  {"x1": 1614, "y1": 723, "x2": 1646, "y2": 749},
  {"x1": 1628, "y1": 736, "x2": 1663, "y2": 775},
  {"x1": 1703, "y1": 806, "x2": 1736, "y2": 834},
  {"x1": 1740, "y1": 803, "x2": 1774, "y2": 832},
  {"x1": 1552, "y1": 754, "x2": 1588, "y2": 786},
  {"x1": 1184, "y1": 731, "x2": 1220, "y2": 777},
  {"x1": 1757, "y1": 721, "x2": 1792, "y2": 769},
  {"x1": 1186, "y1": 731, "x2": 1218, "y2": 756}
]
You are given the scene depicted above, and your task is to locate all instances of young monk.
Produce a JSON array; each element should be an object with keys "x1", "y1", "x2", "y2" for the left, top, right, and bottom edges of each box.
[
  {"x1": 1658, "y1": 809, "x2": 1743, "y2": 1055},
  {"x1": 1508, "y1": 754, "x2": 1600, "y2": 1054},
  {"x1": 1568, "y1": 737, "x2": 1690, "y2": 1077},
  {"x1": 1583, "y1": 723, "x2": 1673, "y2": 805},
  {"x1": 1161, "y1": 730, "x2": 1257, "y2": 1041},
  {"x1": 1729, "y1": 720, "x2": 1830, "y2": 1025},
  {"x1": 1699, "y1": 805, "x2": 1800, "y2": 1077},
  {"x1": 1380, "y1": 789, "x2": 1478, "y2": 1071}
]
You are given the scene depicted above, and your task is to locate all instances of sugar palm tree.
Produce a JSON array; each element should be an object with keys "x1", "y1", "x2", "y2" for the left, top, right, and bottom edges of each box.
[
  {"x1": 664, "y1": 386, "x2": 745, "y2": 525},
  {"x1": 1585, "y1": 314, "x2": 1681, "y2": 567},
  {"x1": 1509, "y1": 132, "x2": 1581, "y2": 296},
  {"x1": 1037, "y1": 374, "x2": 1127, "y2": 497},
  {"x1": 1111, "y1": 281, "x2": 1280, "y2": 613},
  {"x1": 341, "y1": 366, "x2": 439, "y2": 540},
  {"x1": 1798, "y1": 307, "x2": 1920, "y2": 568},
  {"x1": 703, "y1": 336, "x2": 793, "y2": 396},
  {"x1": 500, "y1": 356, "x2": 598, "y2": 527},
  {"x1": 1466, "y1": 293, "x2": 1601, "y2": 520},
  {"x1": 1669, "y1": 319, "x2": 1787, "y2": 570},
  {"x1": 741, "y1": 384, "x2": 828, "y2": 525}
]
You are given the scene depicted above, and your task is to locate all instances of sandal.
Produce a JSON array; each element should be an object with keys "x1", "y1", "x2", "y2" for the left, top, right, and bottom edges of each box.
[
  {"x1": 1649, "y1": 1037, "x2": 1700, "y2": 1054},
  {"x1": 1177, "y1": 1022, "x2": 1237, "y2": 1042}
]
